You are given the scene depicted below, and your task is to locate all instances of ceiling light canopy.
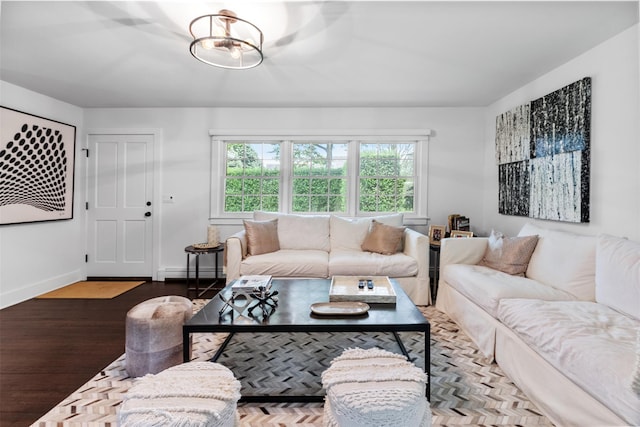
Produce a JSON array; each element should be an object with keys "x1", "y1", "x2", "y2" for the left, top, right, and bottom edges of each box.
[{"x1": 189, "y1": 9, "x2": 263, "y2": 70}]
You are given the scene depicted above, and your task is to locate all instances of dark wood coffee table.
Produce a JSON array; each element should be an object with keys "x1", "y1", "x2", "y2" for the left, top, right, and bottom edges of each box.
[{"x1": 183, "y1": 278, "x2": 430, "y2": 402}]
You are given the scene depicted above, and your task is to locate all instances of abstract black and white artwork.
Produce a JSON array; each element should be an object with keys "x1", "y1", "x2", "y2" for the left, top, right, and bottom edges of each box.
[
  {"x1": 495, "y1": 103, "x2": 530, "y2": 165},
  {"x1": 0, "y1": 107, "x2": 76, "y2": 225},
  {"x1": 495, "y1": 77, "x2": 591, "y2": 223}
]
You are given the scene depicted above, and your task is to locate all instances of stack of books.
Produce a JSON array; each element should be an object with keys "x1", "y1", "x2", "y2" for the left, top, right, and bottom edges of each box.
[
  {"x1": 448, "y1": 214, "x2": 470, "y2": 232},
  {"x1": 232, "y1": 275, "x2": 272, "y2": 293}
]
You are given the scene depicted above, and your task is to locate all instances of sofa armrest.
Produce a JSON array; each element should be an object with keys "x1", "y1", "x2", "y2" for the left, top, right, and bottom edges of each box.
[
  {"x1": 225, "y1": 229, "x2": 247, "y2": 284},
  {"x1": 439, "y1": 237, "x2": 488, "y2": 270},
  {"x1": 403, "y1": 228, "x2": 430, "y2": 280}
]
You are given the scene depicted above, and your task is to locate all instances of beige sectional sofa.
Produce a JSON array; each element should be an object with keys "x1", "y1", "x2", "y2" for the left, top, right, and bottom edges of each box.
[
  {"x1": 436, "y1": 223, "x2": 640, "y2": 426},
  {"x1": 225, "y1": 211, "x2": 431, "y2": 305}
]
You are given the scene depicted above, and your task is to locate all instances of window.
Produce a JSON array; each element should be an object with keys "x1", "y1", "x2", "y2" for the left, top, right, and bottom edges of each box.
[
  {"x1": 292, "y1": 142, "x2": 348, "y2": 213},
  {"x1": 359, "y1": 143, "x2": 415, "y2": 213},
  {"x1": 224, "y1": 142, "x2": 280, "y2": 212},
  {"x1": 214, "y1": 131, "x2": 429, "y2": 217}
]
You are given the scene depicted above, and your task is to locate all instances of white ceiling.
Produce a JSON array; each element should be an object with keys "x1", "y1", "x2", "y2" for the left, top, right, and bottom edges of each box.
[{"x1": 1, "y1": 1, "x2": 638, "y2": 108}]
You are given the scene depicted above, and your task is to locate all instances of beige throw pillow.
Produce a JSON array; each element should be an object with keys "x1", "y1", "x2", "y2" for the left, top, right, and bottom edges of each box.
[
  {"x1": 243, "y1": 219, "x2": 280, "y2": 256},
  {"x1": 478, "y1": 230, "x2": 539, "y2": 276},
  {"x1": 361, "y1": 220, "x2": 406, "y2": 255}
]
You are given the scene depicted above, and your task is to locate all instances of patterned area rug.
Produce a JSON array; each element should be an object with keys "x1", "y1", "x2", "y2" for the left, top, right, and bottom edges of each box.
[{"x1": 32, "y1": 301, "x2": 554, "y2": 426}]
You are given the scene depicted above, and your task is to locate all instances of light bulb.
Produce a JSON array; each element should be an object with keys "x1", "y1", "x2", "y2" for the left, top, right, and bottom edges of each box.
[
  {"x1": 230, "y1": 47, "x2": 241, "y2": 59},
  {"x1": 201, "y1": 38, "x2": 215, "y2": 50}
]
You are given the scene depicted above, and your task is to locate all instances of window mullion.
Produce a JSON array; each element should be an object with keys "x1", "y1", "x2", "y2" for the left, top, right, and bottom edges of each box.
[
  {"x1": 347, "y1": 139, "x2": 359, "y2": 216},
  {"x1": 280, "y1": 140, "x2": 292, "y2": 213}
]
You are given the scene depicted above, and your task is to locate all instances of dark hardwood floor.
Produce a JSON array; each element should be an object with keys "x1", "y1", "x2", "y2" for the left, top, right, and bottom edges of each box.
[{"x1": 0, "y1": 280, "x2": 220, "y2": 427}]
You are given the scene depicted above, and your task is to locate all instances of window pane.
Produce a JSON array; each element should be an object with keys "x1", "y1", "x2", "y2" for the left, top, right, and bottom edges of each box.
[
  {"x1": 358, "y1": 141, "x2": 416, "y2": 213},
  {"x1": 262, "y1": 178, "x2": 279, "y2": 195},
  {"x1": 311, "y1": 195, "x2": 328, "y2": 212},
  {"x1": 262, "y1": 195, "x2": 278, "y2": 211},
  {"x1": 293, "y1": 178, "x2": 310, "y2": 193},
  {"x1": 292, "y1": 142, "x2": 347, "y2": 213},
  {"x1": 225, "y1": 195, "x2": 242, "y2": 212},
  {"x1": 310, "y1": 178, "x2": 328, "y2": 194},
  {"x1": 225, "y1": 178, "x2": 242, "y2": 193},
  {"x1": 328, "y1": 195, "x2": 346, "y2": 212},
  {"x1": 292, "y1": 195, "x2": 309, "y2": 212},
  {"x1": 244, "y1": 195, "x2": 261, "y2": 211},
  {"x1": 329, "y1": 178, "x2": 345, "y2": 195},
  {"x1": 224, "y1": 142, "x2": 281, "y2": 213},
  {"x1": 399, "y1": 159, "x2": 414, "y2": 175}
]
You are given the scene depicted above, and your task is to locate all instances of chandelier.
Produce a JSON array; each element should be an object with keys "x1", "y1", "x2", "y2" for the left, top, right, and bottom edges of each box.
[{"x1": 189, "y1": 9, "x2": 263, "y2": 70}]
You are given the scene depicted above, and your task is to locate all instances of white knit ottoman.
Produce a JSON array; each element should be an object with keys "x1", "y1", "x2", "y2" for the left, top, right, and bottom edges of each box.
[
  {"x1": 125, "y1": 295, "x2": 193, "y2": 377},
  {"x1": 322, "y1": 348, "x2": 431, "y2": 427},
  {"x1": 118, "y1": 361, "x2": 241, "y2": 427}
]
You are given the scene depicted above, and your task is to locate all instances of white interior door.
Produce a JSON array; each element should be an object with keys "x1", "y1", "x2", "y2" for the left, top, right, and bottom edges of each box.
[{"x1": 87, "y1": 134, "x2": 154, "y2": 277}]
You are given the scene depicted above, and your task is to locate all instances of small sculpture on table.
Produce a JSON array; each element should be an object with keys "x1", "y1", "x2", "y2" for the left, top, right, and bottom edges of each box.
[{"x1": 218, "y1": 276, "x2": 278, "y2": 321}]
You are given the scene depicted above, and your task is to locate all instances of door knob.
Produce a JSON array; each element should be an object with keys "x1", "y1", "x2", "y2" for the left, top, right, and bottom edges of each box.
[{"x1": 145, "y1": 212, "x2": 151, "y2": 217}]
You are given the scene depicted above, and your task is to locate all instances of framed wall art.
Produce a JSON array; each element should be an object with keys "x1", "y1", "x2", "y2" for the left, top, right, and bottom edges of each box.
[
  {"x1": 495, "y1": 77, "x2": 591, "y2": 223},
  {"x1": 0, "y1": 107, "x2": 76, "y2": 225}
]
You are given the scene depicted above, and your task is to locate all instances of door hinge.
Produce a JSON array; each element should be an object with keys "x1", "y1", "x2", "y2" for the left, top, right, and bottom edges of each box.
[
  {"x1": 85, "y1": 202, "x2": 89, "y2": 210},
  {"x1": 82, "y1": 148, "x2": 89, "y2": 158},
  {"x1": 85, "y1": 254, "x2": 88, "y2": 263}
]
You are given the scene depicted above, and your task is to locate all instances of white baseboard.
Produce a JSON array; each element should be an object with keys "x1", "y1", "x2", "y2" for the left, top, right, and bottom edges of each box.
[
  {"x1": 0, "y1": 269, "x2": 84, "y2": 309},
  {"x1": 158, "y1": 267, "x2": 223, "y2": 281}
]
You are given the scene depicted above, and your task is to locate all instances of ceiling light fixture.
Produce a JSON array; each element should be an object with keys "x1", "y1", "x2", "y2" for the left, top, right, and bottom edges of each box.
[{"x1": 189, "y1": 9, "x2": 263, "y2": 70}]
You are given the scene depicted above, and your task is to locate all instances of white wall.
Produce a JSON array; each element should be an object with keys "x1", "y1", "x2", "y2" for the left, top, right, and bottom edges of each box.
[
  {"x1": 481, "y1": 25, "x2": 640, "y2": 241},
  {"x1": 0, "y1": 82, "x2": 85, "y2": 308},
  {"x1": 83, "y1": 107, "x2": 485, "y2": 280},
  {"x1": 4, "y1": 22, "x2": 636, "y2": 307}
]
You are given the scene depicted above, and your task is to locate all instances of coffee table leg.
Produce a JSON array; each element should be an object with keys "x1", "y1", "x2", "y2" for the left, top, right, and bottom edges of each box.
[
  {"x1": 183, "y1": 328, "x2": 191, "y2": 362},
  {"x1": 426, "y1": 326, "x2": 431, "y2": 401},
  {"x1": 393, "y1": 330, "x2": 430, "y2": 401},
  {"x1": 209, "y1": 332, "x2": 235, "y2": 363}
]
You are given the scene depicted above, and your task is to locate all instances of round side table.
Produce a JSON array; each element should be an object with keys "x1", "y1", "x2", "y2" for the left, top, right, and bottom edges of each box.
[{"x1": 184, "y1": 244, "x2": 224, "y2": 298}]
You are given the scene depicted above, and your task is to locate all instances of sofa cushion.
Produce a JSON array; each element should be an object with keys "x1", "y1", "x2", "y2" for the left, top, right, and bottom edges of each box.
[
  {"x1": 329, "y1": 249, "x2": 418, "y2": 278},
  {"x1": 254, "y1": 211, "x2": 330, "y2": 251},
  {"x1": 361, "y1": 220, "x2": 406, "y2": 255},
  {"x1": 442, "y1": 264, "x2": 577, "y2": 317},
  {"x1": 243, "y1": 219, "x2": 280, "y2": 256},
  {"x1": 478, "y1": 230, "x2": 538, "y2": 276},
  {"x1": 518, "y1": 223, "x2": 596, "y2": 301},
  {"x1": 329, "y1": 216, "x2": 372, "y2": 251},
  {"x1": 595, "y1": 234, "x2": 640, "y2": 321},
  {"x1": 240, "y1": 249, "x2": 329, "y2": 278},
  {"x1": 498, "y1": 299, "x2": 640, "y2": 426}
]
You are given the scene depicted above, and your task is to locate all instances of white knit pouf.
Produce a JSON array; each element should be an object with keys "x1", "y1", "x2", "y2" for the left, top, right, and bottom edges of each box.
[
  {"x1": 321, "y1": 348, "x2": 431, "y2": 427},
  {"x1": 118, "y1": 361, "x2": 241, "y2": 427}
]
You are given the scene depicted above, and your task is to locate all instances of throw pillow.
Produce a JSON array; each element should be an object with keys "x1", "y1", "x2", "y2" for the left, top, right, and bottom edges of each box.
[
  {"x1": 361, "y1": 220, "x2": 406, "y2": 255},
  {"x1": 243, "y1": 219, "x2": 280, "y2": 256},
  {"x1": 595, "y1": 234, "x2": 640, "y2": 320},
  {"x1": 478, "y1": 230, "x2": 539, "y2": 276}
]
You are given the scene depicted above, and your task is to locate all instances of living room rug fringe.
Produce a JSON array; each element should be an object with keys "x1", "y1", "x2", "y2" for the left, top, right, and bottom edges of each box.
[{"x1": 31, "y1": 303, "x2": 553, "y2": 426}]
